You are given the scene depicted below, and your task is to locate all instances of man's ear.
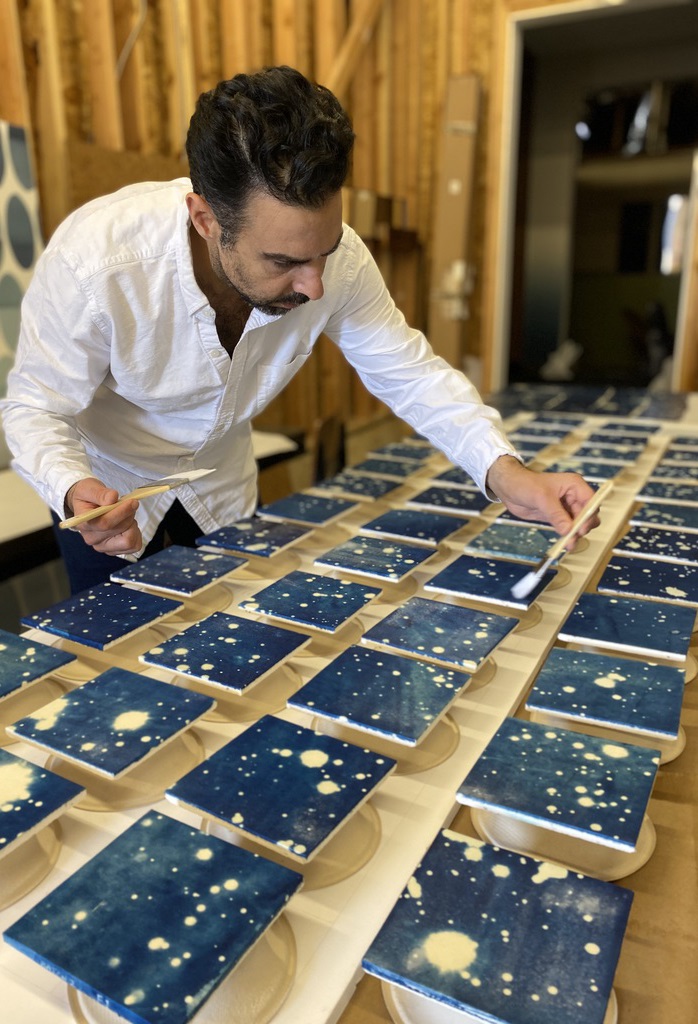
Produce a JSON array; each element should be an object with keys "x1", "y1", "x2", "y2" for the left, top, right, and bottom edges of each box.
[{"x1": 186, "y1": 192, "x2": 218, "y2": 239}]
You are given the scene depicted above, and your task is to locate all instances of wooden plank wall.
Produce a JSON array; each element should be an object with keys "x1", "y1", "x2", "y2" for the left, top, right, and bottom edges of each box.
[{"x1": 2, "y1": 0, "x2": 495, "y2": 442}]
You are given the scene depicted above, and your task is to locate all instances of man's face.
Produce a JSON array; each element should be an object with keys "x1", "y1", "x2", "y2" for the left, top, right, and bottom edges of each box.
[{"x1": 209, "y1": 190, "x2": 344, "y2": 316}]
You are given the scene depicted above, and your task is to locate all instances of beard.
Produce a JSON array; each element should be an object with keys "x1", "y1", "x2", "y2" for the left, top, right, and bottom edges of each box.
[{"x1": 209, "y1": 244, "x2": 310, "y2": 317}]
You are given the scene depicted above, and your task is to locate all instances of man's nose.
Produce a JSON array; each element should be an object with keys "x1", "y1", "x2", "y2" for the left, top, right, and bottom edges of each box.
[{"x1": 292, "y1": 260, "x2": 325, "y2": 300}]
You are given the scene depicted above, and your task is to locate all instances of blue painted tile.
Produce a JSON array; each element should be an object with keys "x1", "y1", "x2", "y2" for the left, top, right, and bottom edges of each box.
[
  {"x1": 430, "y1": 467, "x2": 479, "y2": 489},
  {"x1": 363, "y1": 828, "x2": 632, "y2": 1024},
  {"x1": 195, "y1": 517, "x2": 311, "y2": 557},
  {"x1": 657, "y1": 448, "x2": 698, "y2": 465},
  {"x1": 349, "y1": 457, "x2": 423, "y2": 479},
  {"x1": 140, "y1": 612, "x2": 310, "y2": 693},
  {"x1": 630, "y1": 502, "x2": 698, "y2": 532},
  {"x1": 314, "y1": 534, "x2": 435, "y2": 581},
  {"x1": 0, "y1": 748, "x2": 83, "y2": 854},
  {"x1": 362, "y1": 596, "x2": 517, "y2": 672},
  {"x1": 407, "y1": 486, "x2": 491, "y2": 516},
  {"x1": 597, "y1": 555, "x2": 698, "y2": 608},
  {"x1": 464, "y1": 522, "x2": 553, "y2": 563},
  {"x1": 359, "y1": 508, "x2": 470, "y2": 546},
  {"x1": 613, "y1": 524, "x2": 698, "y2": 565},
  {"x1": 585, "y1": 431, "x2": 648, "y2": 448},
  {"x1": 496, "y1": 508, "x2": 552, "y2": 529},
  {"x1": 424, "y1": 554, "x2": 554, "y2": 610},
  {"x1": 312, "y1": 471, "x2": 401, "y2": 500},
  {"x1": 20, "y1": 582, "x2": 182, "y2": 650},
  {"x1": 370, "y1": 442, "x2": 434, "y2": 461},
  {"x1": 526, "y1": 647, "x2": 684, "y2": 739},
  {"x1": 599, "y1": 421, "x2": 658, "y2": 435},
  {"x1": 257, "y1": 492, "x2": 357, "y2": 525},
  {"x1": 4, "y1": 810, "x2": 302, "y2": 1024},
  {"x1": 666, "y1": 435, "x2": 698, "y2": 450},
  {"x1": 637, "y1": 480, "x2": 698, "y2": 505},
  {"x1": 110, "y1": 545, "x2": 246, "y2": 597},
  {"x1": 557, "y1": 592, "x2": 695, "y2": 661},
  {"x1": 509, "y1": 423, "x2": 569, "y2": 440},
  {"x1": 506, "y1": 437, "x2": 551, "y2": 453},
  {"x1": 7, "y1": 667, "x2": 214, "y2": 778},
  {"x1": 167, "y1": 714, "x2": 395, "y2": 860},
  {"x1": 569, "y1": 443, "x2": 640, "y2": 464},
  {"x1": 239, "y1": 571, "x2": 379, "y2": 633},
  {"x1": 651, "y1": 462, "x2": 698, "y2": 481},
  {"x1": 457, "y1": 717, "x2": 659, "y2": 850},
  {"x1": 544, "y1": 459, "x2": 619, "y2": 481},
  {"x1": 0, "y1": 628, "x2": 76, "y2": 703},
  {"x1": 288, "y1": 644, "x2": 470, "y2": 745}
]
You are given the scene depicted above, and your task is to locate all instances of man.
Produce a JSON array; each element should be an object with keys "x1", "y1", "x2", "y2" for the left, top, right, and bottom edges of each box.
[{"x1": 1, "y1": 66, "x2": 596, "y2": 594}]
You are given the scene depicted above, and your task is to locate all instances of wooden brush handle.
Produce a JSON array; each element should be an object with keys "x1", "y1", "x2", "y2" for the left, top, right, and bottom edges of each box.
[{"x1": 58, "y1": 483, "x2": 170, "y2": 530}]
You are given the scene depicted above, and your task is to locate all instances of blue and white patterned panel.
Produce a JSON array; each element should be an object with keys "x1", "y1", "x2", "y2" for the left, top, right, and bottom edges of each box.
[
  {"x1": 196, "y1": 517, "x2": 310, "y2": 557},
  {"x1": 424, "y1": 554, "x2": 555, "y2": 610},
  {"x1": 630, "y1": 501, "x2": 698, "y2": 533},
  {"x1": 495, "y1": 508, "x2": 552, "y2": 530},
  {"x1": 140, "y1": 612, "x2": 310, "y2": 693},
  {"x1": 257, "y1": 492, "x2": 357, "y2": 525},
  {"x1": 0, "y1": 121, "x2": 43, "y2": 468},
  {"x1": 600, "y1": 421, "x2": 658, "y2": 435},
  {"x1": 656, "y1": 448, "x2": 698, "y2": 466},
  {"x1": 0, "y1": 627, "x2": 76, "y2": 703},
  {"x1": 0, "y1": 748, "x2": 83, "y2": 856},
  {"x1": 508, "y1": 437, "x2": 552, "y2": 454},
  {"x1": 362, "y1": 829, "x2": 632, "y2": 1024},
  {"x1": 362, "y1": 596, "x2": 517, "y2": 672},
  {"x1": 7, "y1": 667, "x2": 214, "y2": 778},
  {"x1": 457, "y1": 717, "x2": 659, "y2": 850},
  {"x1": 637, "y1": 481, "x2": 698, "y2": 506},
  {"x1": 314, "y1": 534, "x2": 435, "y2": 582},
  {"x1": 597, "y1": 555, "x2": 698, "y2": 608},
  {"x1": 509, "y1": 423, "x2": 570, "y2": 440},
  {"x1": 650, "y1": 462, "x2": 698, "y2": 482},
  {"x1": 568, "y1": 443, "x2": 640, "y2": 464},
  {"x1": 359, "y1": 508, "x2": 470, "y2": 547},
  {"x1": 110, "y1": 545, "x2": 246, "y2": 596},
  {"x1": 613, "y1": 524, "x2": 698, "y2": 565},
  {"x1": 407, "y1": 486, "x2": 491, "y2": 516},
  {"x1": 544, "y1": 459, "x2": 619, "y2": 481},
  {"x1": 370, "y1": 442, "x2": 434, "y2": 461},
  {"x1": 430, "y1": 467, "x2": 479, "y2": 489},
  {"x1": 239, "y1": 571, "x2": 380, "y2": 632},
  {"x1": 526, "y1": 647, "x2": 684, "y2": 739},
  {"x1": 4, "y1": 811, "x2": 302, "y2": 1024},
  {"x1": 312, "y1": 471, "x2": 402, "y2": 500},
  {"x1": 20, "y1": 582, "x2": 182, "y2": 650},
  {"x1": 288, "y1": 644, "x2": 471, "y2": 745},
  {"x1": 464, "y1": 522, "x2": 553, "y2": 563},
  {"x1": 585, "y1": 431, "x2": 647, "y2": 448},
  {"x1": 557, "y1": 592, "x2": 695, "y2": 661},
  {"x1": 348, "y1": 457, "x2": 423, "y2": 479},
  {"x1": 666, "y1": 435, "x2": 698, "y2": 451},
  {"x1": 167, "y1": 715, "x2": 395, "y2": 860}
]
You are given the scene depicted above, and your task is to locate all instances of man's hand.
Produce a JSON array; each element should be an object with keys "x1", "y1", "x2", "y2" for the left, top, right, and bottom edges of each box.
[
  {"x1": 64, "y1": 477, "x2": 142, "y2": 554},
  {"x1": 486, "y1": 455, "x2": 599, "y2": 544}
]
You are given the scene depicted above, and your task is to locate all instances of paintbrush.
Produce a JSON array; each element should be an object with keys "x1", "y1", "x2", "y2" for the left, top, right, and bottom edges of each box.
[
  {"x1": 510, "y1": 478, "x2": 614, "y2": 600},
  {"x1": 59, "y1": 468, "x2": 215, "y2": 530}
]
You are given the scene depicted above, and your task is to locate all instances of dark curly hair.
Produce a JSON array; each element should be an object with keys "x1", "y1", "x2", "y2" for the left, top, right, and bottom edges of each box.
[{"x1": 186, "y1": 65, "x2": 355, "y2": 244}]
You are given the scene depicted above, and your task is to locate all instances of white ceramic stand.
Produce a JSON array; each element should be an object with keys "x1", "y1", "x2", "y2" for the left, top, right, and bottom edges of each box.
[
  {"x1": 381, "y1": 980, "x2": 618, "y2": 1024},
  {"x1": 471, "y1": 807, "x2": 656, "y2": 882}
]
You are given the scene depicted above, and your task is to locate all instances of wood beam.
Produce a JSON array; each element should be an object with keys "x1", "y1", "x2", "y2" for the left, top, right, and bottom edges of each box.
[
  {"x1": 81, "y1": 0, "x2": 125, "y2": 150},
  {"x1": 324, "y1": 0, "x2": 385, "y2": 100}
]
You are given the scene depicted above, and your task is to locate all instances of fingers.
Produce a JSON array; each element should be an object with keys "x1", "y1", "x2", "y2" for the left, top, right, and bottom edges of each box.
[{"x1": 78, "y1": 499, "x2": 142, "y2": 554}]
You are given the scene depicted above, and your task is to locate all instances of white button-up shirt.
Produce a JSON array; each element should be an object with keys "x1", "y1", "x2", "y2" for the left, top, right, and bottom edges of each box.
[{"x1": 1, "y1": 179, "x2": 516, "y2": 553}]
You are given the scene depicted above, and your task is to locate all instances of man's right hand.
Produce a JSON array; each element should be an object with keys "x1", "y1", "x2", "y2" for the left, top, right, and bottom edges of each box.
[{"x1": 64, "y1": 477, "x2": 143, "y2": 554}]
